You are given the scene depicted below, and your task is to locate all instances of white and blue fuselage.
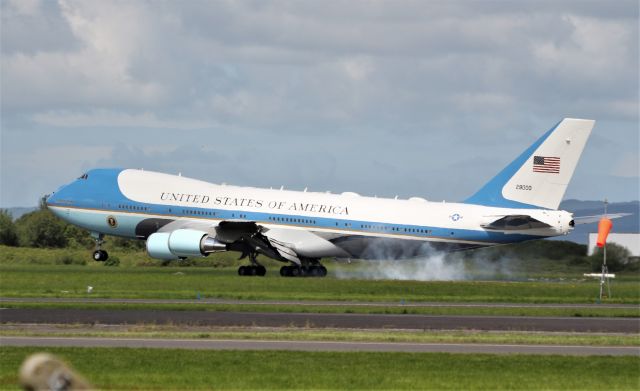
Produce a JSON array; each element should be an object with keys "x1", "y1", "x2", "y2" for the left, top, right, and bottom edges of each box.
[
  {"x1": 46, "y1": 118, "x2": 594, "y2": 274},
  {"x1": 47, "y1": 168, "x2": 571, "y2": 253}
]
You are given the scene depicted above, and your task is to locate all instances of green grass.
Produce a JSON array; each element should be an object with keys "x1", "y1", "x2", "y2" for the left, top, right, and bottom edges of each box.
[
  {"x1": 2, "y1": 301, "x2": 638, "y2": 318},
  {"x1": 1, "y1": 347, "x2": 639, "y2": 390},
  {"x1": 1, "y1": 263, "x2": 639, "y2": 304},
  {"x1": 2, "y1": 325, "x2": 639, "y2": 346},
  {"x1": 2, "y1": 243, "x2": 638, "y2": 277}
]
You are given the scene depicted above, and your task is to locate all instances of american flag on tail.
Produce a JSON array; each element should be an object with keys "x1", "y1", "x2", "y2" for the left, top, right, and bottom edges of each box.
[{"x1": 533, "y1": 156, "x2": 560, "y2": 173}]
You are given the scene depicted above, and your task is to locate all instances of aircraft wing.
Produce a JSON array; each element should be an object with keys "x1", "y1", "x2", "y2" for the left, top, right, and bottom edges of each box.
[
  {"x1": 156, "y1": 219, "x2": 217, "y2": 235},
  {"x1": 571, "y1": 213, "x2": 631, "y2": 225},
  {"x1": 260, "y1": 227, "x2": 350, "y2": 263},
  {"x1": 217, "y1": 222, "x2": 349, "y2": 264},
  {"x1": 157, "y1": 218, "x2": 347, "y2": 264}
]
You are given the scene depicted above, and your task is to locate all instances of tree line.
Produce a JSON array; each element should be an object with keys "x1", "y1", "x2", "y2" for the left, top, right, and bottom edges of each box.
[{"x1": 0, "y1": 205, "x2": 144, "y2": 251}]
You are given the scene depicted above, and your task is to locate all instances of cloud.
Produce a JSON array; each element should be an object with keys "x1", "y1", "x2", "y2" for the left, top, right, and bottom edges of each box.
[
  {"x1": 33, "y1": 109, "x2": 216, "y2": 130},
  {"x1": 611, "y1": 154, "x2": 640, "y2": 178},
  {"x1": 1, "y1": 0, "x2": 166, "y2": 110},
  {"x1": 1, "y1": 0, "x2": 638, "y2": 207}
]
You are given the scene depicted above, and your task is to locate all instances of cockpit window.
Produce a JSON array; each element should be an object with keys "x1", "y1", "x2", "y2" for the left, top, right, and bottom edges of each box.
[{"x1": 78, "y1": 173, "x2": 89, "y2": 180}]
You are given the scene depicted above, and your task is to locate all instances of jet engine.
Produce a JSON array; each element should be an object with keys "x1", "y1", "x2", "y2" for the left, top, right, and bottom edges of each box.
[{"x1": 146, "y1": 229, "x2": 227, "y2": 260}]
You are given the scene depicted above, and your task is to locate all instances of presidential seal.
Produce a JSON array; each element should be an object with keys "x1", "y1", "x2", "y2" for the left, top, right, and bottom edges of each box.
[{"x1": 107, "y1": 216, "x2": 118, "y2": 228}]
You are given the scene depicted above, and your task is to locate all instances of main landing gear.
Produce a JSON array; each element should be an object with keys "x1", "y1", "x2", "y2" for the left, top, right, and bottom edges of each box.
[
  {"x1": 91, "y1": 233, "x2": 109, "y2": 262},
  {"x1": 238, "y1": 251, "x2": 266, "y2": 276},
  {"x1": 279, "y1": 265, "x2": 327, "y2": 277},
  {"x1": 280, "y1": 258, "x2": 327, "y2": 278},
  {"x1": 238, "y1": 265, "x2": 266, "y2": 276}
]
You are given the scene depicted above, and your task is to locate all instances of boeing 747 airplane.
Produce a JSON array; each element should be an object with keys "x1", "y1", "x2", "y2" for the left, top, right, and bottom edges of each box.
[{"x1": 46, "y1": 118, "x2": 605, "y2": 277}]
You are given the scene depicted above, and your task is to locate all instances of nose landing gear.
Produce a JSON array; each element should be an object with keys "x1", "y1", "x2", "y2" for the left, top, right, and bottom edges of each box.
[
  {"x1": 91, "y1": 233, "x2": 108, "y2": 262},
  {"x1": 93, "y1": 250, "x2": 109, "y2": 262}
]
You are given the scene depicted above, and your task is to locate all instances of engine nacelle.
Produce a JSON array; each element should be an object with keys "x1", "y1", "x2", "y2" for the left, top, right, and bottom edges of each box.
[
  {"x1": 146, "y1": 229, "x2": 227, "y2": 260},
  {"x1": 146, "y1": 232, "x2": 175, "y2": 260}
]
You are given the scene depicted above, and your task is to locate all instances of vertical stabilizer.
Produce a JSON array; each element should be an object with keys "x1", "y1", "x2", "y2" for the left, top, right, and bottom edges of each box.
[{"x1": 464, "y1": 118, "x2": 595, "y2": 210}]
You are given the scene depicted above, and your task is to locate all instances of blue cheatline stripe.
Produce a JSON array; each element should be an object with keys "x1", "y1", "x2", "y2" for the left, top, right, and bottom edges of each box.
[
  {"x1": 463, "y1": 120, "x2": 562, "y2": 209},
  {"x1": 52, "y1": 203, "x2": 545, "y2": 246}
]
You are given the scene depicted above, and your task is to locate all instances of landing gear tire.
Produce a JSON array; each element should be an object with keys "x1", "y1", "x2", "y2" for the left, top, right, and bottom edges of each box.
[
  {"x1": 280, "y1": 265, "x2": 325, "y2": 277},
  {"x1": 93, "y1": 250, "x2": 108, "y2": 262},
  {"x1": 238, "y1": 265, "x2": 266, "y2": 277},
  {"x1": 306, "y1": 265, "x2": 327, "y2": 277},
  {"x1": 256, "y1": 265, "x2": 266, "y2": 276},
  {"x1": 91, "y1": 233, "x2": 107, "y2": 262}
]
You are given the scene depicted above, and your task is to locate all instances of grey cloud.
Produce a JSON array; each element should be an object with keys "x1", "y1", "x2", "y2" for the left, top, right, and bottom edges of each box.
[
  {"x1": 1, "y1": 0, "x2": 79, "y2": 54},
  {"x1": 1, "y1": 0, "x2": 638, "y2": 207}
]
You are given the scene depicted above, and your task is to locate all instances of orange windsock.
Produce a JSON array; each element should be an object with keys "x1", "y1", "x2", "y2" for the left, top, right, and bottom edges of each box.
[{"x1": 596, "y1": 218, "x2": 612, "y2": 247}]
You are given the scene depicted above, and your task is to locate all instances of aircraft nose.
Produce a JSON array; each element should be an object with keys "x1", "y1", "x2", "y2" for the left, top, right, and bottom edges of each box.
[
  {"x1": 45, "y1": 192, "x2": 56, "y2": 205},
  {"x1": 45, "y1": 182, "x2": 71, "y2": 207},
  {"x1": 45, "y1": 189, "x2": 60, "y2": 208}
]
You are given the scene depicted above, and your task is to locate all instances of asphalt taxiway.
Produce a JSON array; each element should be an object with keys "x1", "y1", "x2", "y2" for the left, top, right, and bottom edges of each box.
[
  {"x1": 1, "y1": 308, "x2": 638, "y2": 333},
  {"x1": 2, "y1": 336, "x2": 638, "y2": 356},
  {"x1": 1, "y1": 297, "x2": 636, "y2": 309}
]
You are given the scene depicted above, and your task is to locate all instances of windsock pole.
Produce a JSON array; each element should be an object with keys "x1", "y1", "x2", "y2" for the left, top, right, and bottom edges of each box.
[{"x1": 598, "y1": 199, "x2": 612, "y2": 300}]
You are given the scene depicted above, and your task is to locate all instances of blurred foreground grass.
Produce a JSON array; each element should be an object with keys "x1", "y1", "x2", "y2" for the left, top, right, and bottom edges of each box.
[{"x1": 1, "y1": 347, "x2": 639, "y2": 390}]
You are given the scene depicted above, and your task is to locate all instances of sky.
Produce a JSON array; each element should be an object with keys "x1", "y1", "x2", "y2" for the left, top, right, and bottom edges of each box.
[{"x1": 1, "y1": 0, "x2": 638, "y2": 208}]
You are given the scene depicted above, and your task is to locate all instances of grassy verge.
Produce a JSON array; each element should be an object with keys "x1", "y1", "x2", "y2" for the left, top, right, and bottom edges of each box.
[
  {"x1": 2, "y1": 347, "x2": 639, "y2": 390},
  {"x1": 2, "y1": 301, "x2": 638, "y2": 318},
  {"x1": 1, "y1": 264, "x2": 639, "y2": 304},
  {"x1": 2, "y1": 324, "x2": 639, "y2": 346}
]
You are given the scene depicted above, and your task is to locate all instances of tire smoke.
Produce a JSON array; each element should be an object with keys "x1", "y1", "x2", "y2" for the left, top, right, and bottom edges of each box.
[{"x1": 333, "y1": 242, "x2": 514, "y2": 281}]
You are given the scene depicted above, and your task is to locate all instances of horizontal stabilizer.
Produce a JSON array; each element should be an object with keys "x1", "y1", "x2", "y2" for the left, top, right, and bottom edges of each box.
[
  {"x1": 572, "y1": 213, "x2": 631, "y2": 225},
  {"x1": 481, "y1": 215, "x2": 551, "y2": 231}
]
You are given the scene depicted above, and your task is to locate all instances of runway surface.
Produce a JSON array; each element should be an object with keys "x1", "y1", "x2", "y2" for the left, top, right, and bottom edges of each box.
[
  {"x1": 2, "y1": 297, "x2": 637, "y2": 309},
  {"x1": 2, "y1": 336, "x2": 637, "y2": 356},
  {"x1": 1, "y1": 308, "x2": 638, "y2": 333}
]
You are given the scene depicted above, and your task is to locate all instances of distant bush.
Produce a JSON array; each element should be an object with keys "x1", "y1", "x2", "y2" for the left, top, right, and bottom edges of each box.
[
  {"x1": 0, "y1": 210, "x2": 18, "y2": 246},
  {"x1": 64, "y1": 224, "x2": 94, "y2": 249},
  {"x1": 464, "y1": 240, "x2": 588, "y2": 262},
  {"x1": 513, "y1": 240, "x2": 587, "y2": 260},
  {"x1": 55, "y1": 254, "x2": 87, "y2": 266},
  {"x1": 589, "y1": 243, "x2": 632, "y2": 272},
  {"x1": 103, "y1": 256, "x2": 120, "y2": 267},
  {"x1": 15, "y1": 209, "x2": 68, "y2": 248},
  {"x1": 567, "y1": 255, "x2": 589, "y2": 266},
  {"x1": 109, "y1": 236, "x2": 146, "y2": 250}
]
